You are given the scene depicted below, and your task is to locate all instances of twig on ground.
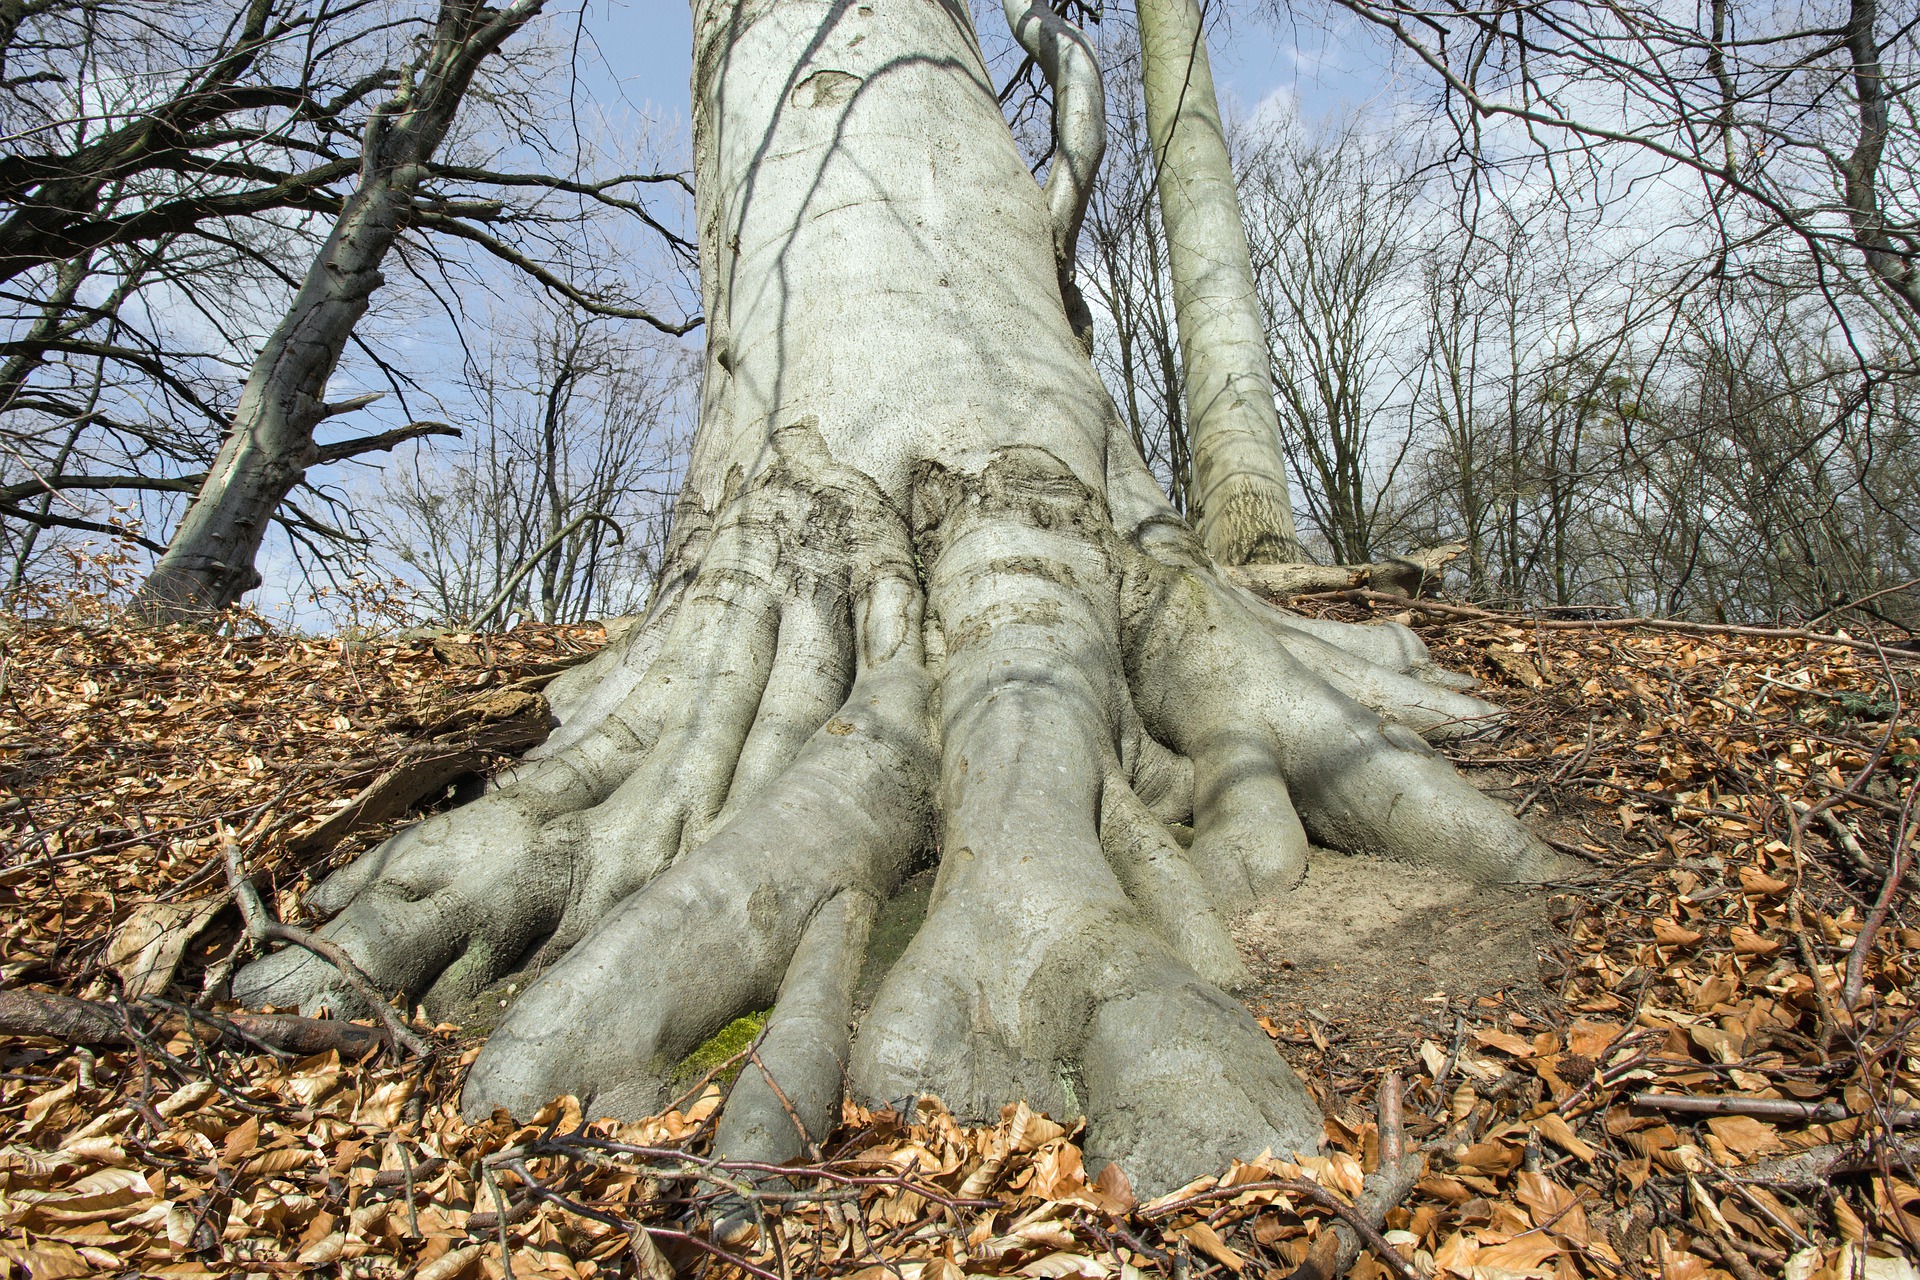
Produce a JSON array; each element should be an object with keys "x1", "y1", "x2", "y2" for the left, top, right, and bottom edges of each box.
[
  {"x1": 1147, "y1": 1175, "x2": 1421, "y2": 1280},
  {"x1": 1631, "y1": 1091, "x2": 1918, "y2": 1125},
  {"x1": 220, "y1": 829, "x2": 431, "y2": 1058},
  {"x1": 1379, "y1": 1071, "x2": 1404, "y2": 1167},
  {"x1": 1515, "y1": 721, "x2": 1597, "y2": 816},
  {"x1": 1788, "y1": 897, "x2": 1842, "y2": 1054},
  {"x1": 1317, "y1": 589, "x2": 1917, "y2": 659},
  {"x1": 1843, "y1": 801, "x2": 1918, "y2": 1007},
  {"x1": 1691, "y1": 1231, "x2": 1770, "y2": 1280},
  {"x1": 517, "y1": 1133, "x2": 1000, "y2": 1211}
]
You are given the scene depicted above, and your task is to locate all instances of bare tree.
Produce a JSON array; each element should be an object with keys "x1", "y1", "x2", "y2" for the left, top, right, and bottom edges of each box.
[
  {"x1": 134, "y1": 0, "x2": 554, "y2": 617},
  {"x1": 367, "y1": 304, "x2": 692, "y2": 626},
  {"x1": 1241, "y1": 121, "x2": 1424, "y2": 564},
  {"x1": 0, "y1": 2, "x2": 409, "y2": 576},
  {"x1": 236, "y1": 0, "x2": 1549, "y2": 1194}
]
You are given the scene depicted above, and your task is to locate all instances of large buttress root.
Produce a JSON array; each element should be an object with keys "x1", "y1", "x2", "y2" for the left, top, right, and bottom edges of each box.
[
  {"x1": 849, "y1": 450, "x2": 1325, "y2": 1193},
  {"x1": 1123, "y1": 522, "x2": 1557, "y2": 891},
  {"x1": 236, "y1": 434, "x2": 1552, "y2": 1194},
  {"x1": 459, "y1": 562, "x2": 933, "y2": 1120},
  {"x1": 233, "y1": 426, "x2": 913, "y2": 1025}
]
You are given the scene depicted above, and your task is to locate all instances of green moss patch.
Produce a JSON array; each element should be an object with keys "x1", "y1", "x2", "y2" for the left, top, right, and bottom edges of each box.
[{"x1": 670, "y1": 1010, "x2": 769, "y2": 1090}]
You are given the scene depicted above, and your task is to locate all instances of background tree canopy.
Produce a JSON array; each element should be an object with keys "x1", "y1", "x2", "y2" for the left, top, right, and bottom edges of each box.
[{"x1": 4, "y1": 0, "x2": 1918, "y2": 630}]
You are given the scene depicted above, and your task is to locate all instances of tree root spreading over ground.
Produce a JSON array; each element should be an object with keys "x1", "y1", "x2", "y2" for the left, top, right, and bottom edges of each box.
[
  {"x1": 0, "y1": 607, "x2": 1914, "y2": 1277},
  {"x1": 223, "y1": 427, "x2": 1554, "y2": 1193}
]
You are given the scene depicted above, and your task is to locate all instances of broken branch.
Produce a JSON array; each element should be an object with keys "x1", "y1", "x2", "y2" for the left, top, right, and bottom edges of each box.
[
  {"x1": 0, "y1": 988, "x2": 380, "y2": 1058},
  {"x1": 221, "y1": 832, "x2": 431, "y2": 1057}
]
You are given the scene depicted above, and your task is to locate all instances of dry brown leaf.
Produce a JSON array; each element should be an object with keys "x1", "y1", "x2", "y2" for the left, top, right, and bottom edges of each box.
[
  {"x1": 1730, "y1": 926, "x2": 1782, "y2": 956},
  {"x1": 1704, "y1": 1114, "x2": 1786, "y2": 1159},
  {"x1": 1653, "y1": 919, "x2": 1704, "y2": 947},
  {"x1": 417, "y1": 1243, "x2": 485, "y2": 1280},
  {"x1": 1473, "y1": 1028, "x2": 1537, "y2": 1057},
  {"x1": 1177, "y1": 1222, "x2": 1246, "y2": 1273},
  {"x1": 104, "y1": 897, "x2": 227, "y2": 1000},
  {"x1": 1531, "y1": 1112, "x2": 1597, "y2": 1163},
  {"x1": 1007, "y1": 1101, "x2": 1068, "y2": 1154},
  {"x1": 1473, "y1": 1231, "x2": 1559, "y2": 1274},
  {"x1": 1021, "y1": 1251, "x2": 1109, "y2": 1277}
]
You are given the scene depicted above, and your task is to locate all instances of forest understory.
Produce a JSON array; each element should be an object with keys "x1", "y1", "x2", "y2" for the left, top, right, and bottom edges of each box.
[{"x1": 0, "y1": 589, "x2": 1915, "y2": 1280}]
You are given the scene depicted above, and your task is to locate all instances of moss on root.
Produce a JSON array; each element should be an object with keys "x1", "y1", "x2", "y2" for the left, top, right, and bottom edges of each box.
[{"x1": 671, "y1": 1010, "x2": 771, "y2": 1090}]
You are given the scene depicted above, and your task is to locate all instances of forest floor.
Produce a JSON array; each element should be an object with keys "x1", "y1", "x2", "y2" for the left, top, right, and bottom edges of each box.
[{"x1": 0, "y1": 589, "x2": 1915, "y2": 1280}]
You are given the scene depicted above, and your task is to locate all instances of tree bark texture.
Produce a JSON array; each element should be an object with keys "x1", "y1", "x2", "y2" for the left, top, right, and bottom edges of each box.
[
  {"x1": 1135, "y1": 0, "x2": 1304, "y2": 566},
  {"x1": 236, "y1": 0, "x2": 1548, "y2": 1193},
  {"x1": 134, "y1": 0, "x2": 543, "y2": 620}
]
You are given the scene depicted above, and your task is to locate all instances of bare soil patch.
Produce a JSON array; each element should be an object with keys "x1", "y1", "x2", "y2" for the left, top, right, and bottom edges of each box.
[{"x1": 1238, "y1": 849, "x2": 1559, "y2": 1051}]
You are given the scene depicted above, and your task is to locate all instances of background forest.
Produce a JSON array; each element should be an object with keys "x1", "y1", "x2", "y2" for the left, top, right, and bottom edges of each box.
[{"x1": 2, "y1": 0, "x2": 1917, "y2": 630}]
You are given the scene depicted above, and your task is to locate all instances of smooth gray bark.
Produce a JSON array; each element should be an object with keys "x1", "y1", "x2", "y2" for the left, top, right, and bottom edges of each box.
[
  {"x1": 238, "y1": 0, "x2": 1548, "y2": 1194},
  {"x1": 1136, "y1": 0, "x2": 1304, "y2": 565},
  {"x1": 134, "y1": 0, "x2": 543, "y2": 620}
]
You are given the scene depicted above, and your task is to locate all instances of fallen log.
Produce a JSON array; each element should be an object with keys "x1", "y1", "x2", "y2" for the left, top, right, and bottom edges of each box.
[
  {"x1": 1228, "y1": 543, "x2": 1463, "y2": 602},
  {"x1": 1731, "y1": 1138, "x2": 1920, "y2": 1188},
  {"x1": 0, "y1": 988, "x2": 382, "y2": 1058}
]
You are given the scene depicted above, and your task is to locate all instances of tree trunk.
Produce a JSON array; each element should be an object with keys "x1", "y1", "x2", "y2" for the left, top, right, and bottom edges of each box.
[
  {"x1": 134, "y1": 0, "x2": 542, "y2": 620},
  {"x1": 236, "y1": 0, "x2": 1548, "y2": 1194},
  {"x1": 1136, "y1": 0, "x2": 1303, "y2": 565}
]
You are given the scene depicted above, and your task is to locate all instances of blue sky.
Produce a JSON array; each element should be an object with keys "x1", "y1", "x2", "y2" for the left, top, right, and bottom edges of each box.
[{"x1": 575, "y1": 0, "x2": 1398, "y2": 138}]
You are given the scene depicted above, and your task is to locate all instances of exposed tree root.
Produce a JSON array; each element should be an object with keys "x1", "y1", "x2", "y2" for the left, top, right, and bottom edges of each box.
[{"x1": 238, "y1": 426, "x2": 1552, "y2": 1193}]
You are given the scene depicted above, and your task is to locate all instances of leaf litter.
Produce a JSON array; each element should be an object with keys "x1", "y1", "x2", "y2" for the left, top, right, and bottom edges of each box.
[{"x1": 0, "y1": 600, "x2": 1915, "y2": 1279}]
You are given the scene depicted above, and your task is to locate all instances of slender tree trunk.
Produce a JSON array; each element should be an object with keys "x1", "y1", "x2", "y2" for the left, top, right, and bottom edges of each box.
[
  {"x1": 238, "y1": 0, "x2": 1547, "y2": 1194},
  {"x1": 1136, "y1": 0, "x2": 1303, "y2": 564},
  {"x1": 134, "y1": 0, "x2": 543, "y2": 620}
]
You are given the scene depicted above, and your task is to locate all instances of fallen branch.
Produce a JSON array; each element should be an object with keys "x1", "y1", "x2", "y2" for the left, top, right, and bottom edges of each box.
[
  {"x1": 222, "y1": 833, "x2": 432, "y2": 1057},
  {"x1": 1228, "y1": 544, "x2": 1462, "y2": 603},
  {"x1": 1632, "y1": 1091, "x2": 1920, "y2": 1126},
  {"x1": 1730, "y1": 1138, "x2": 1920, "y2": 1188},
  {"x1": 285, "y1": 690, "x2": 551, "y2": 857},
  {"x1": 0, "y1": 988, "x2": 380, "y2": 1058},
  {"x1": 1319, "y1": 590, "x2": 1915, "y2": 659},
  {"x1": 1286, "y1": 1071, "x2": 1424, "y2": 1280}
]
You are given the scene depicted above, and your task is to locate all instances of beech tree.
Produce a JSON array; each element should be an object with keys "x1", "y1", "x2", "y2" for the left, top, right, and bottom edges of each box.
[
  {"x1": 1137, "y1": 0, "x2": 1304, "y2": 564},
  {"x1": 235, "y1": 0, "x2": 1552, "y2": 1191},
  {"x1": 134, "y1": 0, "x2": 552, "y2": 617}
]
